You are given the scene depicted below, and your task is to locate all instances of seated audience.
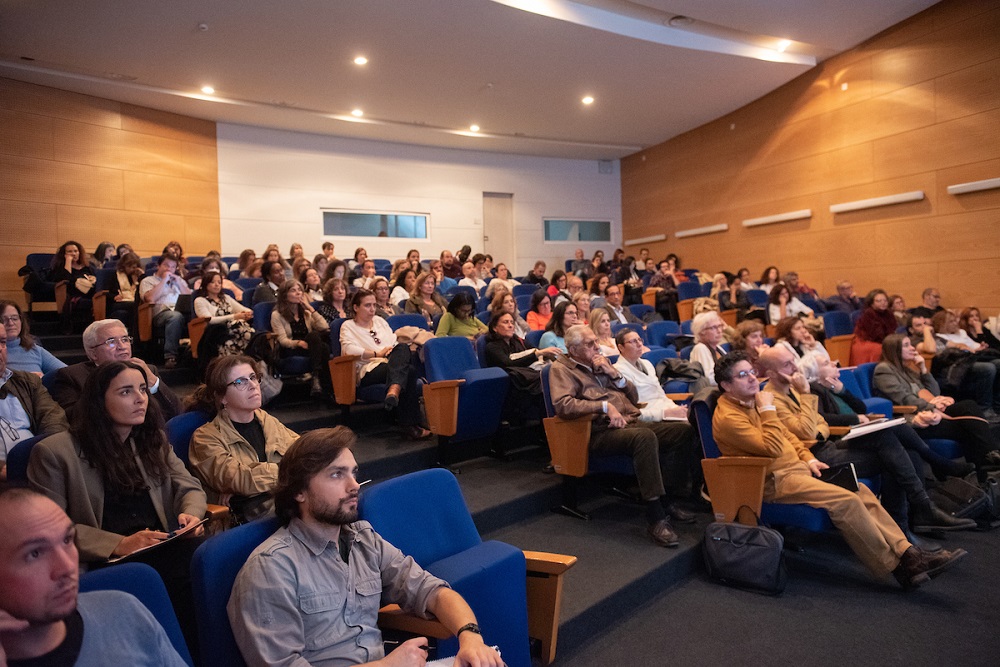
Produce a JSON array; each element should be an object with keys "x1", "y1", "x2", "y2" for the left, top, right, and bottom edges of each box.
[
  {"x1": 590, "y1": 250, "x2": 608, "y2": 276},
  {"x1": 611, "y1": 256, "x2": 643, "y2": 304},
  {"x1": 489, "y1": 292, "x2": 530, "y2": 339},
  {"x1": 322, "y1": 259, "x2": 349, "y2": 284},
  {"x1": 728, "y1": 319, "x2": 769, "y2": 370},
  {"x1": 299, "y1": 267, "x2": 324, "y2": 302},
  {"x1": 759, "y1": 347, "x2": 972, "y2": 537},
  {"x1": 252, "y1": 260, "x2": 286, "y2": 306},
  {"x1": 243, "y1": 258, "x2": 264, "y2": 279},
  {"x1": 227, "y1": 428, "x2": 503, "y2": 667},
  {"x1": 53, "y1": 319, "x2": 181, "y2": 422},
  {"x1": 523, "y1": 261, "x2": 549, "y2": 288},
  {"x1": 370, "y1": 276, "x2": 401, "y2": 320},
  {"x1": 572, "y1": 290, "x2": 592, "y2": 326},
  {"x1": 139, "y1": 253, "x2": 191, "y2": 369},
  {"x1": 316, "y1": 277, "x2": 349, "y2": 323},
  {"x1": 539, "y1": 301, "x2": 579, "y2": 353},
  {"x1": 458, "y1": 261, "x2": 487, "y2": 293},
  {"x1": 0, "y1": 337, "x2": 68, "y2": 481},
  {"x1": 237, "y1": 249, "x2": 257, "y2": 277},
  {"x1": 874, "y1": 334, "x2": 1000, "y2": 467},
  {"x1": 390, "y1": 268, "x2": 417, "y2": 306},
  {"x1": 909, "y1": 287, "x2": 945, "y2": 319},
  {"x1": 485, "y1": 262, "x2": 520, "y2": 298},
  {"x1": 352, "y1": 259, "x2": 378, "y2": 290},
  {"x1": 347, "y1": 247, "x2": 368, "y2": 277},
  {"x1": 647, "y1": 260, "x2": 680, "y2": 321},
  {"x1": 589, "y1": 309, "x2": 619, "y2": 357},
  {"x1": 439, "y1": 249, "x2": 463, "y2": 281},
  {"x1": 104, "y1": 251, "x2": 144, "y2": 330},
  {"x1": 588, "y1": 272, "x2": 610, "y2": 309},
  {"x1": 782, "y1": 271, "x2": 819, "y2": 300},
  {"x1": 570, "y1": 247, "x2": 593, "y2": 279},
  {"x1": 341, "y1": 290, "x2": 430, "y2": 439},
  {"x1": 51, "y1": 241, "x2": 96, "y2": 333},
  {"x1": 405, "y1": 271, "x2": 449, "y2": 328},
  {"x1": 0, "y1": 487, "x2": 188, "y2": 666},
  {"x1": 91, "y1": 241, "x2": 116, "y2": 269},
  {"x1": 526, "y1": 290, "x2": 553, "y2": 331},
  {"x1": 271, "y1": 281, "x2": 330, "y2": 397},
  {"x1": 436, "y1": 291, "x2": 488, "y2": 339},
  {"x1": 689, "y1": 311, "x2": 728, "y2": 386},
  {"x1": 824, "y1": 280, "x2": 863, "y2": 313},
  {"x1": 711, "y1": 351, "x2": 966, "y2": 589},
  {"x1": 549, "y1": 325, "x2": 697, "y2": 547},
  {"x1": 484, "y1": 312, "x2": 558, "y2": 422},
  {"x1": 607, "y1": 248, "x2": 625, "y2": 276},
  {"x1": 261, "y1": 245, "x2": 291, "y2": 280},
  {"x1": 712, "y1": 273, "x2": 752, "y2": 321},
  {"x1": 758, "y1": 265, "x2": 781, "y2": 294},
  {"x1": 288, "y1": 242, "x2": 304, "y2": 264},
  {"x1": 28, "y1": 361, "x2": 206, "y2": 646},
  {"x1": 960, "y1": 307, "x2": 1000, "y2": 351},
  {"x1": 193, "y1": 271, "x2": 255, "y2": 358},
  {"x1": 735, "y1": 268, "x2": 753, "y2": 291},
  {"x1": 604, "y1": 283, "x2": 643, "y2": 326},
  {"x1": 322, "y1": 241, "x2": 336, "y2": 261},
  {"x1": 162, "y1": 241, "x2": 189, "y2": 278},
  {"x1": 926, "y1": 309, "x2": 1000, "y2": 415},
  {"x1": 890, "y1": 294, "x2": 908, "y2": 326},
  {"x1": 188, "y1": 355, "x2": 297, "y2": 523},
  {"x1": 190, "y1": 258, "x2": 243, "y2": 302},
  {"x1": 547, "y1": 270, "x2": 571, "y2": 305},
  {"x1": 775, "y1": 316, "x2": 831, "y2": 382},
  {"x1": 613, "y1": 329, "x2": 691, "y2": 423},
  {"x1": 851, "y1": 289, "x2": 899, "y2": 365},
  {"x1": 768, "y1": 282, "x2": 814, "y2": 324},
  {"x1": 1, "y1": 300, "x2": 65, "y2": 375},
  {"x1": 313, "y1": 253, "x2": 329, "y2": 279},
  {"x1": 405, "y1": 248, "x2": 421, "y2": 272}
]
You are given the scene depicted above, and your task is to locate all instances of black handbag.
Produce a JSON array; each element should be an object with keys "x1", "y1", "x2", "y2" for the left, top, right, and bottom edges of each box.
[{"x1": 703, "y1": 508, "x2": 786, "y2": 595}]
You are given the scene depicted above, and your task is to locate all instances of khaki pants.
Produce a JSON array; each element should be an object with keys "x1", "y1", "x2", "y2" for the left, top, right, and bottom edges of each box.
[{"x1": 767, "y1": 465, "x2": 911, "y2": 576}]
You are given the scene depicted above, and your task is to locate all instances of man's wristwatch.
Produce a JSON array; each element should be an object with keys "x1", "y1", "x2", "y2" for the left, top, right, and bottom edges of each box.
[{"x1": 456, "y1": 622, "x2": 481, "y2": 637}]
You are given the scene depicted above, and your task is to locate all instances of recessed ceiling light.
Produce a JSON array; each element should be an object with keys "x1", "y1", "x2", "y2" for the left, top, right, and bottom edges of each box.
[
  {"x1": 351, "y1": 109, "x2": 364, "y2": 117},
  {"x1": 582, "y1": 96, "x2": 594, "y2": 105},
  {"x1": 777, "y1": 40, "x2": 791, "y2": 52},
  {"x1": 201, "y1": 86, "x2": 215, "y2": 94},
  {"x1": 469, "y1": 124, "x2": 480, "y2": 132},
  {"x1": 354, "y1": 56, "x2": 368, "y2": 65}
]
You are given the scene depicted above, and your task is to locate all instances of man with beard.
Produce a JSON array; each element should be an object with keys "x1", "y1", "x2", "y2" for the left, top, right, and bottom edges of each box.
[
  {"x1": 0, "y1": 486, "x2": 186, "y2": 666},
  {"x1": 228, "y1": 427, "x2": 503, "y2": 667}
]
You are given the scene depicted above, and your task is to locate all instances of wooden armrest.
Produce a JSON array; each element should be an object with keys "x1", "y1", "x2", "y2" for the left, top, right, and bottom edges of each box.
[
  {"x1": 641, "y1": 289, "x2": 659, "y2": 308},
  {"x1": 542, "y1": 416, "x2": 592, "y2": 477},
  {"x1": 54, "y1": 280, "x2": 68, "y2": 313},
  {"x1": 328, "y1": 355, "x2": 360, "y2": 406},
  {"x1": 719, "y1": 309, "x2": 738, "y2": 327},
  {"x1": 205, "y1": 504, "x2": 230, "y2": 521},
  {"x1": 92, "y1": 290, "x2": 109, "y2": 320},
  {"x1": 676, "y1": 298, "x2": 695, "y2": 322},
  {"x1": 422, "y1": 379, "x2": 466, "y2": 437},
  {"x1": 377, "y1": 604, "x2": 450, "y2": 639},
  {"x1": 701, "y1": 456, "x2": 769, "y2": 524},
  {"x1": 665, "y1": 393, "x2": 693, "y2": 402},
  {"x1": 829, "y1": 426, "x2": 851, "y2": 437},
  {"x1": 524, "y1": 551, "x2": 577, "y2": 576},
  {"x1": 187, "y1": 317, "x2": 210, "y2": 359},
  {"x1": 894, "y1": 405, "x2": 918, "y2": 414},
  {"x1": 137, "y1": 302, "x2": 154, "y2": 341},
  {"x1": 824, "y1": 334, "x2": 854, "y2": 367}
]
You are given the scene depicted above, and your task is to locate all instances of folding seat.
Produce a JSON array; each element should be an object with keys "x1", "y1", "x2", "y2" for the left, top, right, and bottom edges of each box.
[
  {"x1": 646, "y1": 320, "x2": 681, "y2": 347},
  {"x1": 327, "y1": 318, "x2": 393, "y2": 412},
  {"x1": 89, "y1": 268, "x2": 120, "y2": 320},
  {"x1": 628, "y1": 303, "x2": 654, "y2": 321},
  {"x1": 525, "y1": 329, "x2": 545, "y2": 348},
  {"x1": 252, "y1": 302, "x2": 310, "y2": 376},
  {"x1": 611, "y1": 321, "x2": 645, "y2": 343},
  {"x1": 822, "y1": 311, "x2": 855, "y2": 366},
  {"x1": 386, "y1": 313, "x2": 432, "y2": 331},
  {"x1": 745, "y1": 289, "x2": 768, "y2": 308},
  {"x1": 512, "y1": 283, "x2": 537, "y2": 298}
]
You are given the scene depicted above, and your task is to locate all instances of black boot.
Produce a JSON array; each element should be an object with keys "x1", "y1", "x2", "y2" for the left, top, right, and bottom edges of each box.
[{"x1": 911, "y1": 502, "x2": 977, "y2": 533}]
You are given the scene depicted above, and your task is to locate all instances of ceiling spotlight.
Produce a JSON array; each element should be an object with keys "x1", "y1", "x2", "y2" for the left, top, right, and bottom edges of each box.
[
  {"x1": 582, "y1": 96, "x2": 594, "y2": 105},
  {"x1": 667, "y1": 15, "x2": 694, "y2": 27},
  {"x1": 353, "y1": 56, "x2": 368, "y2": 65},
  {"x1": 777, "y1": 40, "x2": 791, "y2": 52},
  {"x1": 351, "y1": 108, "x2": 364, "y2": 117},
  {"x1": 200, "y1": 86, "x2": 215, "y2": 94},
  {"x1": 469, "y1": 124, "x2": 480, "y2": 132}
]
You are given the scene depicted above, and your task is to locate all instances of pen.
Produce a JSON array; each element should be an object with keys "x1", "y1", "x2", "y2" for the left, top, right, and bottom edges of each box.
[{"x1": 359, "y1": 479, "x2": 372, "y2": 486}]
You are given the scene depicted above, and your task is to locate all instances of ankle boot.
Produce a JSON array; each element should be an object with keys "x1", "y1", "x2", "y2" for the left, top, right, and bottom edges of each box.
[
  {"x1": 911, "y1": 501, "x2": 977, "y2": 533},
  {"x1": 384, "y1": 384, "x2": 401, "y2": 410}
]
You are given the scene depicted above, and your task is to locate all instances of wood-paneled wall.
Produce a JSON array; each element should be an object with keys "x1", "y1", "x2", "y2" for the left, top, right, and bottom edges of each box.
[
  {"x1": 0, "y1": 78, "x2": 220, "y2": 307},
  {"x1": 621, "y1": 0, "x2": 1000, "y2": 313}
]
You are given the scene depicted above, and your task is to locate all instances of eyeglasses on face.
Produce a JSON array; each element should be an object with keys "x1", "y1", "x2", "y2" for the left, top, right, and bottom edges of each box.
[
  {"x1": 91, "y1": 336, "x2": 133, "y2": 350},
  {"x1": 1, "y1": 314, "x2": 21, "y2": 325},
  {"x1": 227, "y1": 373, "x2": 262, "y2": 390},
  {"x1": 734, "y1": 368, "x2": 758, "y2": 380}
]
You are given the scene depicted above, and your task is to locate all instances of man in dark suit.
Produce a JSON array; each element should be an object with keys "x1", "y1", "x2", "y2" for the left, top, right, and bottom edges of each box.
[
  {"x1": 51, "y1": 319, "x2": 181, "y2": 422},
  {"x1": 603, "y1": 284, "x2": 643, "y2": 326}
]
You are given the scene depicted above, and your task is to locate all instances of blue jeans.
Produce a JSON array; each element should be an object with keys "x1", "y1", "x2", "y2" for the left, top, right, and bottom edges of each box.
[{"x1": 152, "y1": 308, "x2": 185, "y2": 358}]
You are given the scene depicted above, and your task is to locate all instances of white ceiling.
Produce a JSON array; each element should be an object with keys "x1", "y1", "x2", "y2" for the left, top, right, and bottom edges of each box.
[{"x1": 0, "y1": 0, "x2": 939, "y2": 160}]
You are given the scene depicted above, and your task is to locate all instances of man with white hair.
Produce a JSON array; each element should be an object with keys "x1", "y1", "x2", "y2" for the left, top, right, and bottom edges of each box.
[
  {"x1": 51, "y1": 319, "x2": 181, "y2": 421},
  {"x1": 549, "y1": 324, "x2": 696, "y2": 547}
]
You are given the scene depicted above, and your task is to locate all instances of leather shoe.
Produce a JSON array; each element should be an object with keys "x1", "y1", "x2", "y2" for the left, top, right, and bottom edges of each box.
[
  {"x1": 911, "y1": 504, "x2": 977, "y2": 533},
  {"x1": 406, "y1": 425, "x2": 433, "y2": 440},
  {"x1": 893, "y1": 546, "x2": 968, "y2": 589},
  {"x1": 666, "y1": 503, "x2": 697, "y2": 524},
  {"x1": 904, "y1": 528, "x2": 943, "y2": 553},
  {"x1": 647, "y1": 519, "x2": 679, "y2": 548},
  {"x1": 384, "y1": 384, "x2": 401, "y2": 410},
  {"x1": 921, "y1": 546, "x2": 968, "y2": 579}
]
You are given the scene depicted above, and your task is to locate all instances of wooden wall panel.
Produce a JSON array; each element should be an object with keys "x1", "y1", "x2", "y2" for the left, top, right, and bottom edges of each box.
[
  {"x1": 0, "y1": 78, "x2": 220, "y2": 308},
  {"x1": 621, "y1": 0, "x2": 1000, "y2": 312}
]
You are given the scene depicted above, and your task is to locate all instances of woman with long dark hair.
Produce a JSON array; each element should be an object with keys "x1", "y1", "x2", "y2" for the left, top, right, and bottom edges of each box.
[
  {"x1": 341, "y1": 289, "x2": 430, "y2": 439},
  {"x1": 874, "y1": 333, "x2": 1000, "y2": 469},
  {"x1": 436, "y1": 291, "x2": 488, "y2": 339},
  {"x1": 1, "y1": 300, "x2": 65, "y2": 375},
  {"x1": 51, "y1": 240, "x2": 96, "y2": 333},
  {"x1": 539, "y1": 301, "x2": 579, "y2": 353},
  {"x1": 27, "y1": 361, "x2": 206, "y2": 649},
  {"x1": 194, "y1": 271, "x2": 255, "y2": 357},
  {"x1": 485, "y1": 312, "x2": 559, "y2": 422},
  {"x1": 271, "y1": 280, "x2": 331, "y2": 396}
]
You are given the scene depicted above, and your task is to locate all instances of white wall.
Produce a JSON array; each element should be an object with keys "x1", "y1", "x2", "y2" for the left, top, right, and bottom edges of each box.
[{"x1": 216, "y1": 124, "x2": 621, "y2": 276}]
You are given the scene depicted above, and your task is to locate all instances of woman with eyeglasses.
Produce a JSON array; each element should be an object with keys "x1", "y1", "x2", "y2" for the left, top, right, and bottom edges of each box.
[
  {"x1": 1, "y1": 300, "x2": 66, "y2": 375},
  {"x1": 436, "y1": 292, "x2": 488, "y2": 339},
  {"x1": 341, "y1": 289, "x2": 430, "y2": 439},
  {"x1": 272, "y1": 280, "x2": 331, "y2": 397},
  {"x1": 194, "y1": 272, "x2": 255, "y2": 358},
  {"x1": 690, "y1": 311, "x2": 728, "y2": 386},
  {"x1": 28, "y1": 360, "x2": 206, "y2": 648},
  {"x1": 370, "y1": 276, "x2": 401, "y2": 320},
  {"x1": 188, "y1": 355, "x2": 297, "y2": 524}
]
